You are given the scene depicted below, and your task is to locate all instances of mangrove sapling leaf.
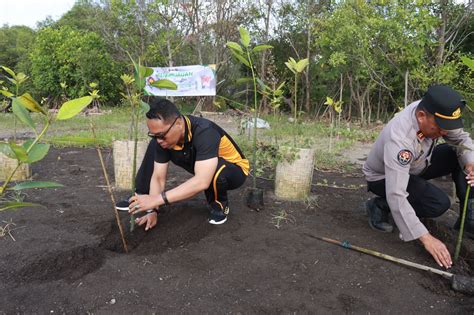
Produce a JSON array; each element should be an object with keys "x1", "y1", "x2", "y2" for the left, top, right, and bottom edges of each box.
[
  {"x1": 24, "y1": 143, "x2": 50, "y2": 163},
  {"x1": 0, "y1": 142, "x2": 16, "y2": 159},
  {"x1": 56, "y1": 96, "x2": 93, "y2": 120},
  {"x1": 17, "y1": 93, "x2": 46, "y2": 114},
  {"x1": 0, "y1": 66, "x2": 16, "y2": 79},
  {"x1": 226, "y1": 41, "x2": 244, "y2": 53},
  {"x1": 0, "y1": 201, "x2": 44, "y2": 212},
  {"x1": 229, "y1": 50, "x2": 251, "y2": 68},
  {"x1": 239, "y1": 27, "x2": 250, "y2": 47},
  {"x1": 12, "y1": 98, "x2": 35, "y2": 131},
  {"x1": 8, "y1": 142, "x2": 28, "y2": 162},
  {"x1": 8, "y1": 181, "x2": 63, "y2": 191},
  {"x1": 0, "y1": 89, "x2": 14, "y2": 97},
  {"x1": 295, "y1": 59, "x2": 310, "y2": 73},
  {"x1": 150, "y1": 79, "x2": 178, "y2": 90},
  {"x1": 139, "y1": 66, "x2": 154, "y2": 79}
]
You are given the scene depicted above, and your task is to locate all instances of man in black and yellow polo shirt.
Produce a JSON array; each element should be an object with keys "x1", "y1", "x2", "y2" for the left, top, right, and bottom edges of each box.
[{"x1": 119, "y1": 97, "x2": 249, "y2": 230}]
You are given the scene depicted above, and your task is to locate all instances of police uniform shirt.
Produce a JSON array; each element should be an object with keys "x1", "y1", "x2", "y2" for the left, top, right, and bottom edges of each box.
[
  {"x1": 363, "y1": 101, "x2": 474, "y2": 241},
  {"x1": 154, "y1": 115, "x2": 250, "y2": 175}
]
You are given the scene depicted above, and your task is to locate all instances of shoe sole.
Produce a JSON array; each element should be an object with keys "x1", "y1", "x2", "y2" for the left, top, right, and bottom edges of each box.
[
  {"x1": 366, "y1": 200, "x2": 393, "y2": 233},
  {"x1": 208, "y1": 217, "x2": 227, "y2": 225}
]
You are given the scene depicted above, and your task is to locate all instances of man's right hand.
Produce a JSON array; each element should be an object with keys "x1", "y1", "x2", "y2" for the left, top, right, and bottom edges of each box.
[
  {"x1": 419, "y1": 233, "x2": 452, "y2": 269},
  {"x1": 135, "y1": 212, "x2": 158, "y2": 231}
]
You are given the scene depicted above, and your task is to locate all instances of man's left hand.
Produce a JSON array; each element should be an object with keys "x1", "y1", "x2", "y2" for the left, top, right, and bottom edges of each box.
[
  {"x1": 128, "y1": 193, "x2": 159, "y2": 214},
  {"x1": 465, "y1": 163, "x2": 474, "y2": 186}
]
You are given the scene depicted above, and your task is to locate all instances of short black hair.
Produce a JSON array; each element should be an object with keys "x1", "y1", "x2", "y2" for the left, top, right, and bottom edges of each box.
[
  {"x1": 416, "y1": 102, "x2": 433, "y2": 117},
  {"x1": 145, "y1": 97, "x2": 181, "y2": 122}
]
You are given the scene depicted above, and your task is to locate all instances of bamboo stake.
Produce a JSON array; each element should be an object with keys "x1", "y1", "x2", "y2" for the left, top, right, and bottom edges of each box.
[
  {"x1": 304, "y1": 233, "x2": 453, "y2": 279},
  {"x1": 91, "y1": 123, "x2": 128, "y2": 253}
]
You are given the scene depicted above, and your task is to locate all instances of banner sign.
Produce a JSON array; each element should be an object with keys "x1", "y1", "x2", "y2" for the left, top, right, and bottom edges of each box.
[{"x1": 144, "y1": 64, "x2": 216, "y2": 96}]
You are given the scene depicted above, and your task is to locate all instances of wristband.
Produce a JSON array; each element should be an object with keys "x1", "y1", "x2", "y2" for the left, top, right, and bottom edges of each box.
[
  {"x1": 146, "y1": 209, "x2": 159, "y2": 214},
  {"x1": 161, "y1": 191, "x2": 170, "y2": 206}
]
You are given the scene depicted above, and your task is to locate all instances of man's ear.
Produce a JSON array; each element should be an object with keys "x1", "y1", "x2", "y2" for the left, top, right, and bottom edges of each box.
[{"x1": 416, "y1": 109, "x2": 427, "y2": 123}]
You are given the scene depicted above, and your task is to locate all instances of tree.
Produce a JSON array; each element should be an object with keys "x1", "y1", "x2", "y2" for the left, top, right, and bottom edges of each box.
[
  {"x1": 0, "y1": 25, "x2": 36, "y2": 74},
  {"x1": 29, "y1": 26, "x2": 120, "y2": 104}
]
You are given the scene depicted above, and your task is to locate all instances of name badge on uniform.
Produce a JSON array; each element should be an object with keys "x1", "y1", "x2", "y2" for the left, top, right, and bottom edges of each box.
[{"x1": 397, "y1": 149, "x2": 413, "y2": 165}]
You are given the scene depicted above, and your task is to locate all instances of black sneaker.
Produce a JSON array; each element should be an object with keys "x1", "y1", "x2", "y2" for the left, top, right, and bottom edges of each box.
[
  {"x1": 208, "y1": 204, "x2": 229, "y2": 225},
  {"x1": 366, "y1": 197, "x2": 393, "y2": 233}
]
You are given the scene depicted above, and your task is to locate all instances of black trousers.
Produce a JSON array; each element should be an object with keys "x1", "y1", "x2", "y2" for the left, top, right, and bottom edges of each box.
[
  {"x1": 367, "y1": 144, "x2": 472, "y2": 218},
  {"x1": 135, "y1": 140, "x2": 247, "y2": 210}
]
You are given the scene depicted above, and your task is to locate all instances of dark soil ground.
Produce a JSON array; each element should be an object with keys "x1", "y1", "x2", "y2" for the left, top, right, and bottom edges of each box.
[{"x1": 0, "y1": 147, "x2": 473, "y2": 313}]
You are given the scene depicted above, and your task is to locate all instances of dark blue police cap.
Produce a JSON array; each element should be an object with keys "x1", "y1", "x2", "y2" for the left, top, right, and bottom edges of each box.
[{"x1": 419, "y1": 85, "x2": 465, "y2": 130}]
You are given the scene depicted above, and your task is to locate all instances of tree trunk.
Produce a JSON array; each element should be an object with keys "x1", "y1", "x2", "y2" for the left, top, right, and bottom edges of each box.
[
  {"x1": 435, "y1": 0, "x2": 448, "y2": 66},
  {"x1": 304, "y1": 15, "x2": 311, "y2": 114}
]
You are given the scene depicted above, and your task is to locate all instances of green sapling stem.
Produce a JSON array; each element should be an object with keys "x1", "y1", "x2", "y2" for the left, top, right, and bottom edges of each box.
[{"x1": 454, "y1": 184, "x2": 470, "y2": 261}]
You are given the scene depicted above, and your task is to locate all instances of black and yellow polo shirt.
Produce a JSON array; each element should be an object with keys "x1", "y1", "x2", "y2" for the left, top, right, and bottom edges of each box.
[{"x1": 154, "y1": 115, "x2": 249, "y2": 176}]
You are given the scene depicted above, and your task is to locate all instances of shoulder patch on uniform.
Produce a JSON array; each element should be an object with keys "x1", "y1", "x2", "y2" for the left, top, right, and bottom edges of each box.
[{"x1": 397, "y1": 149, "x2": 413, "y2": 166}]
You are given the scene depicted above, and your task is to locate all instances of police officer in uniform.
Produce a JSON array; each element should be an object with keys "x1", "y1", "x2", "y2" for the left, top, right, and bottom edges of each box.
[
  {"x1": 363, "y1": 85, "x2": 474, "y2": 269},
  {"x1": 118, "y1": 97, "x2": 249, "y2": 230}
]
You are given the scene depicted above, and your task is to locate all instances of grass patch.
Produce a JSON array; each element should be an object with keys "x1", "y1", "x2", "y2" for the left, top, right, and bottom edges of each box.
[{"x1": 1, "y1": 108, "x2": 378, "y2": 169}]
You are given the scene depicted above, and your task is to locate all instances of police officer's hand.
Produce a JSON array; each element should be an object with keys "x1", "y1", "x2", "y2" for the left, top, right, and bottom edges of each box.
[
  {"x1": 419, "y1": 233, "x2": 452, "y2": 269},
  {"x1": 465, "y1": 163, "x2": 474, "y2": 186},
  {"x1": 135, "y1": 212, "x2": 158, "y2": 231}
]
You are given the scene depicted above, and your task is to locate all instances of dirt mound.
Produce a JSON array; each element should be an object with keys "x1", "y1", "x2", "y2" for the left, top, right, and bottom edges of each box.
[
  {"x1": 98, "y1": 202, "x2": 214, "y2": 254},
  {"x1": 15, "y1": 246, "x2": 104, "y2": 284}
]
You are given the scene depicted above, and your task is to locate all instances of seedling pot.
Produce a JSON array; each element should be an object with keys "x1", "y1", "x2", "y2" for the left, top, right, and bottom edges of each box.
[
  {"x1": 113, "y1": 140, "x2": 147, "y2": 190},
  {"x1": 275, "y1": 147, "x2": 315, "y2": 200},
  {"x1": 246, "y1": 187, "x2": 264, "y2": 210}
]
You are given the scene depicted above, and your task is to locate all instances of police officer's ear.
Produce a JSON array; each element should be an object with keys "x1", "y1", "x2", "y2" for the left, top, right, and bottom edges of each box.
[{"x1": 416, "y1": 108, "x2": 431, "y2": 125}]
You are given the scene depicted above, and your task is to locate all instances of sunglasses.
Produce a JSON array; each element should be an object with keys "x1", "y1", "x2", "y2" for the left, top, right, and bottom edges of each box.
[{"x1": 148, "y1": 115, "x2": 180, "y2": 140}]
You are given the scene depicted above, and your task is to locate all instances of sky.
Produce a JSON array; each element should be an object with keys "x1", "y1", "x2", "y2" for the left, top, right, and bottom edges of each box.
[{"x1": 0, "y1": 0, "x2": 76, "y2": 29}]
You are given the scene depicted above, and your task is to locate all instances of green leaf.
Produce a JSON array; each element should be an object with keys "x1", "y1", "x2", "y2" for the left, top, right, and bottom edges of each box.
[
  {"x1": 8, "y1": 181, "x2": 63, "y2": 191},
  {"x1": 226, "y1": 41, "x2": 243, "y2": 54},
  {"x1": 12, "y1": 98, "x2": 35, "y2": 130},
  {"x1": 1, "y1": 66, "x2": 16, "y2": 78},
  {"x1": 9, "y1": 142, "x2": 28, "y2": 162},
  {"x1": 295, "y1": 58, "x2": 309, "y2": 73},
  {"x1": 56, "y1": 96, "x2": 93, "y2": 120},
  {"x1": 139, "y1": 66, "x2": 154, "y2": 79},
  {"x1": 17, "y1": 93, "x2": 46, "y2": 114},
  {"x1": 285, "y1": 62, "x2": 296, "y2": 74},
  {"x1": 461, "y1": 56, "x2": 474, "y2": 71},
  {"x1": 140, "y1": 100, "x2": 150, "y2": 113},
  {"x1": 0, "y1": 89, "x2": 14, "y2": 97},
  {"x1": 239, "y1": 27, "x2": 250, "y2": 47},
  {"x1": 26, "y1": 143, "x2": 50, "y2": 163},
  {"x1": 236, "y1": 77, "x2": 253, "y2": 85},
  {"x1": 324, "y1": 96, "x2": 334, "y2": 106},
  {"x1": 231, "y1": 51, "x2": 250, "y2": 68},
  {"x1": 150, "y1": 79, "x2": 178, "y2": 90},
  {"x1": 0, "y1": 142, "x2": 15, "y2": 159},
  {"x1": 252, "y1": 44, "x2": 273, "y2": 53},
  {"x1": 48, "y1": 136, "x2": 107, "y2": 146},
  {"x1": 0, "y1": 201, "x2": 44, "y2": 212}
]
